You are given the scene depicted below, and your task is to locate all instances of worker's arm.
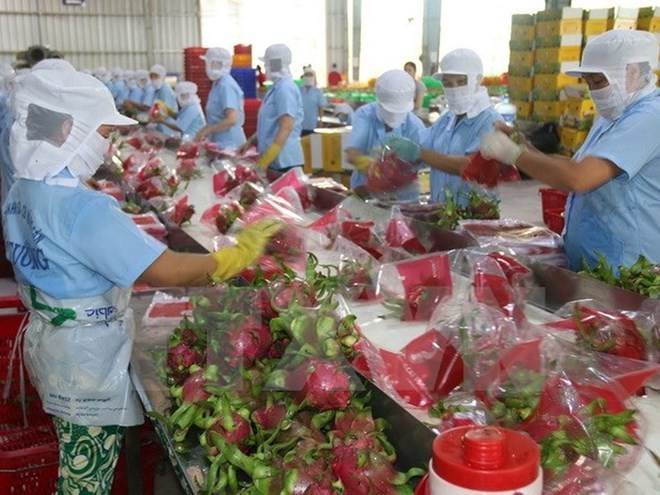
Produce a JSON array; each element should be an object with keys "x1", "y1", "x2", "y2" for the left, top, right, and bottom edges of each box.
[
  {"x1": 195, "y1": 108, "x2": 239, "y2": 141},
  {"x1": 419, "y1": 148, "x2": 469, "y2": 176},
  {"x1": 516, "y1": 150, "x2": 620, "y2": 193},
  {"x1": 255, "y1": 114, "x2": 294, "y2": 168},
  {"x1": 124, "y1": 100, "x2": 150, "y2": 112},
  {"x1": 481, "y1": 129, "x2": 621, "y2": 193},
  {"x1": 137, "y1": 250, "x2": 216, "y2": 287}
]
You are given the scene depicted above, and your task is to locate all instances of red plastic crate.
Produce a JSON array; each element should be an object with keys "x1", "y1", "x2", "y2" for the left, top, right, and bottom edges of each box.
[
  {"x1": 546, "y1": 208, "x2": 565, "y2": 234},
  {"x1": 539, "y1": 187, "x2": 568, "y2": 224},
  {"x1": 0, "y1": 297, "x2": 164, "y2": 495}
]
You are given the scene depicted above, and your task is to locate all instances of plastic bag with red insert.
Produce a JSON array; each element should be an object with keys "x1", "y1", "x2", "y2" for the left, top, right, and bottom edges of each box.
[
  {"x1": 268, "y1": 167, "x2": 314, "y2": 211},
  {"x1": 176, "y1": 141, "x2": 201, "y2": 159},
  {"x1": 136, "y1": 155, "x2": 165, "y2": 182},
  {"x1": 545, "y1": 301, "x2": 650, "y2": 363},
  {"x1": 384, "y1": 205, "x2": 426, "y2": 254},
  {"x1": 212, "y1": 159, "x2": 262, "y2": 197},
  {"x1": 377, "y1": 254, "x2": 454, "y2": 321},
  {"x1": 366, "y1": 153, "x2": 418, "y2": 193},
  {"x1": 175, "y1": 158, "x2": 202, "y2": 181},
  {"x1": 306, "y1": 204, "x2": 353, "y2": 239},
  {"x1": 333, "y1": 236, "x2": 380, "y2": 301},
  {"x1": 483, "y1": 335, "x2": 657, "y2": 480},
  {"x1": 543, "y1": 457, "x2": 643, "y2": 495},
  {"x1": 241, "y1": 194, "x2": 305, "y2": 227},
  {"x1": 162, "y1": 195, "x2": 195, "y2": 227},
  {"x1": 470, "y1": 253, "x2": 528, "y2": 325},
  {"x1": 200, "y1": 202, "x2": 244, "y2": 235},
  {"x1": 461, "y1": 150, "x2": 521, "y2": 188}
]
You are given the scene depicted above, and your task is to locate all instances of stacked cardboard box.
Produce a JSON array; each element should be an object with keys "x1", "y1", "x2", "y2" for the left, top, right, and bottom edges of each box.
[
  {"x1": 583, "y1": 7, "x2": 639, "y2": 45},
  {"x1": 532, "y1": 7, "x2": 583, "y2": 123},
  {"x1": 558, "y1": 85, "x2": 594, "y2": 155},
  {"x1": 508, "y1": 14, "x2": 536, "y2": 119}
]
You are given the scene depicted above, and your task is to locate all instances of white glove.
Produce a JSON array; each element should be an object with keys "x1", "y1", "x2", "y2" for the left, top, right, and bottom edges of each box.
[{"x1": 480, "y1": 130, "x2": 524, "y2": 166}]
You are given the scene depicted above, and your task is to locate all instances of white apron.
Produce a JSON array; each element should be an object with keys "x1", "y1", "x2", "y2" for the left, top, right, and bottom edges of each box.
[{"x1": 20, "y1": 284, "x2": 143, "y2": 426}]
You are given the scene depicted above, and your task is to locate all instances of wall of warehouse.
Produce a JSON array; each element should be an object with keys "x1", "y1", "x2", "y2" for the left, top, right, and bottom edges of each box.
[{"x1": 0, "y1": 0, "x2": 200, "y2": 75}]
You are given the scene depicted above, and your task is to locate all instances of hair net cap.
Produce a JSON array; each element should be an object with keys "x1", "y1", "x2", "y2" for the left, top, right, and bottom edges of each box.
[
  {"x1": 136, "y1": 69, "x2": 149, "y2": 80},
  {"x1": 111, "y1": 67, "x2": 123, "y2": 78},
  {"x1": 201, "y1": 47, "x2": 231, "y2": 64},
  {"x1": 149, "y1": 64, "x2": 166, "y2": 78},
  {"x1": 375, "y1": 69, "x2": 415, "y2": 113},
  {"x1": 175, "y1": 81, "x2": 198, "y2": 95},
  {"x1": 92, "y1": 66, "x2": 107, "y2": 78},
  {"x1": 259, "y1": 44, "x2": 292, "y2": 66},
  {"x1": 334, "y1": 102, "x2": 353, "y2": 115},
  {"x1": 32, "y1": 59, "x2": 76, "y2": 72},
  {"x1": 433, "y1": 48, "x2": 484, "y2": 80},
  {"x1": 565, "y1": 29, "x2": 659, "y2": 77}
]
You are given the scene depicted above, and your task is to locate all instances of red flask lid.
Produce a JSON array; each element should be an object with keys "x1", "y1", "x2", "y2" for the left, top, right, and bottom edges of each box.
[{"x1": 432, "y1": 426, "x2": 539, "y2": 491}]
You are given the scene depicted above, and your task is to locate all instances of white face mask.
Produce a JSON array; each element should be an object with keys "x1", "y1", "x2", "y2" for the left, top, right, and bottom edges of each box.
[
  {"x1": 151, "y1": 78, "x2": 163, "y2": 90},
  {"x1": 590, "y1": 84, "x2": 625, "y2": 121},
  {"x1": 127, "y1": 80, "x2": 137, "y2": 89},
  {"x1": 138, "y1": 79, "x2": 148, "y2": 88},
  {"x1": 67, "y1": 131, "x2": 109, "y2": 182},
  {"x1": 303, "y1": 76, "x2": 314, "y2": 87},
  {"x1": 444, "y1": 86, "x2": 474, "y2": 115},
  {"x1": 177, "y1": 94, "x2": 191, "y2": 107},
  {"x1": 376, "y1": 105, "x2": 406, "y2": 129}
]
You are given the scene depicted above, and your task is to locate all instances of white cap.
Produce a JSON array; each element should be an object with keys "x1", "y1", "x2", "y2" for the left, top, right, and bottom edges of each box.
[
  {"x1": 123, "y1": 70, "x2": 135, "y2": 80},
  {"x1": 259, "y1": 44, "x2": 292, "y2": 66},
  {"x1": 32, "y1": 59, "x2": 76, "y2": 72},
  {"x1": 565, "y1": 29, "x2": 659, "y2": 77},
  {"x1": 136, "y1": 69, "x2": 149, "y2": 80},
  {"x1": 149, "y1": 64, "x2": 166, "y2": 78},
  {"x1": 111, "y1": 66, "x2": 123, "y2": 78},
  {"x1": 433, "y1": 48, "x2": 483, "y2": 79},
  {"x1": 10, "y1": 69, "x2": 136, "y2": 182},
  {"x1": 334, "y1": 102, "x2": 353, "y2": 115},
  {"x1": 201, "y1": 47, "x2": 231, "y2": 64},
  {"x1": 175, "y1": 80, "x2": 198, "y2": 96},
  {"x1": 92, "y1": 66, "x2": 107, "y2": 79},
  {"x1": 375, "y1": 69, "x2": 415, "y2": 113}
]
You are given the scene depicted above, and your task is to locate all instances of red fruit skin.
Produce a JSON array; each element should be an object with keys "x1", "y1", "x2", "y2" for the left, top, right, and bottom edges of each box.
[
  {"x1": 366, "y1": 155, "x2": 417, "y2": 193},
  {"x1": 300, "y1": 360, "x2": 352, "y2": 411},
  {"x1": 575, "y1": 307, "x2": 647, "y2": 361},
  {"x1": 227, "y1": 317, "x2": 273, "y2": 366},
  {"x1": 331, "y1": 440, "x2": 401, "y2": 495},
  {"x1": 266, "y1": 226, "x2": 305, "y2": 261},
  {"x1": 167, "y1": 343, "x2": 204, "y2": 384},
  {"x1": 181, "y1": 370, "x2": 211, "y2": 403},
  {"x1": 270, "y1": 280, "x2": 316, "y2": 312},
  {"x1": 252, "y1": 402, "x2": 287, "y2": 430},
  {"x1": 207, "y1": 411, "x2": 252, "y2": 445}
]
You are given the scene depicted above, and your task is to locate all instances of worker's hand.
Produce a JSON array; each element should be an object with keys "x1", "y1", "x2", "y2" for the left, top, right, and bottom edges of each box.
[
  {"x1": 195, "y1": 128, "x2": 210, "y2": 142},
  {"x1": 383, "y1": 136, "x2": 421, "y2": 162},
  {"x1": 352, "y1": 154, "x2": 374, "y2": 173},
  {"x1": 256, "y1": 143, "x2": 282, "y2": 169},
  {"x1": 210, "y1": 219, "x2": 283, "y2": 281},
  {"x1": 480, "y1": 130, "x2": 524, "y2": 166}
]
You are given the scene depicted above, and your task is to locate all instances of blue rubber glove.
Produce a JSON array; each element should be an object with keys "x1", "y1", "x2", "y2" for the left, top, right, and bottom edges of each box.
[{"x1": 383, "y1": 136, "x2": 421, "y2": 162}]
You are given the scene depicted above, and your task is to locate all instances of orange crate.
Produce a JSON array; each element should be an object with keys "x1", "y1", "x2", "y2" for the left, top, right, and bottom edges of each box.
[
  {"x1": 539, "y1": 187, "x2": 568, "y2": 223},
  {"x1": 545, "y1": 208, "x2": 565, "y2": 234}
]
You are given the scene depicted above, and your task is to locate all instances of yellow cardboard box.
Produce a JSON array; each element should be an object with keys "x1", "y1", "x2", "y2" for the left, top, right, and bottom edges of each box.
[
  {"x1": 536, "y1": 7, "x2": 583, "y2": 22},
  {"x1": 536, "y1": 19, "x2": 583, "y2": 37},
  {"x1": 512, "y1": 13, "x2": 535, "y2": 25},
  {"x1": 509, "y1": 50, "x2": 534, "y2": 67},
  {"x1": 508, "y1": 64, "x2": 534, "y2": 78},
  {"x1": 513, "y1": 101, "x2": 534, "y2": 120},
  {"x1": 583, "y1": 19, "x2": 609, "y2": 35},
  {"x1": 301, "y1": 135, "x2": 312, "y2": 174},
  {"x1": 534, "y1": 100, "x2": 566, "y2": 119},
  {"x1": 584, "y1": 8, "x2": 614, "y2": 20},
  {"x1": 508, "y1": 89, "x2": 532, "y2": 102},
  {"x1": 534, "y1": 74, "x2": 579, "y2": 90},
  {"x1": 559, "y1": 126, "x2": 589, "y2": 150},
  {"x1": 511, "y1": 24, "x2": 535, "y2": 41},
  {"x1": 564, "y1": 98, "x2": 595, "y2": 119},
  {"x1": 611, "y1": 18, "x2": 637, "y2": 30},
  {"x1": 508, "y1": 76, "x2": 534, "y2": 93},
  {"x1": 535, "y1": 46, "x2": 581, "y2": 63},
  {"x1": 638, "y1": 16, "x2": 660, "y2": 32},
  {"x1": 320, "y1": 131, "x2": 344, "y2": 172},
  {"x1": 534, "y1": 60, "x2": 580, "y2": 75}
]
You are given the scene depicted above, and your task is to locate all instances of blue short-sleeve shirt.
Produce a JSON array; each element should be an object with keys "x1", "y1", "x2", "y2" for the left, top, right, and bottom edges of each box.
[
  {"x1": 205, "y1": 75, "x2": 247, "y2": 150},
  {"x1": 300, "y1": 86, "x2": 328, "y2": 131},
  {"x1": 173, "y1": 102, "x2": 206, "y2": 139},
  {"x1": 564, "y1": 91, "x2": 660, "y2": 271},
  {"x1": 346, "y1": 102, "x2": 426, "y2": 200},
  {"x1": 2, "y1": 175, "x2": 166, "y2": 299},
  {"x1": 257, "y1": 78, "x2": 304, "y2": 169},
  {"x1": 419, "y1": 107, "x2": 502, "y2": 206}
]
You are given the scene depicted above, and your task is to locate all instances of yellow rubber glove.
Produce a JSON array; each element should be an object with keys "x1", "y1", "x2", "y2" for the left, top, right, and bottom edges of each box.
[
  {"x1": 353, "y1": 155, "x2": 373, "y2": 173},
  {"x1": 256, "y1": 143, "x2": 282, "y2": 169},
  {"x1": 211, "y1": 219, "x2": 283, "y2": 281}
]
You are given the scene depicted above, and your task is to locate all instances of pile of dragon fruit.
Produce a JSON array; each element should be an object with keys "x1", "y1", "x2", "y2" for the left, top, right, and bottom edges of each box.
[{"x1": 154, "y1": 261, "x2": 424, "y2": 494}]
